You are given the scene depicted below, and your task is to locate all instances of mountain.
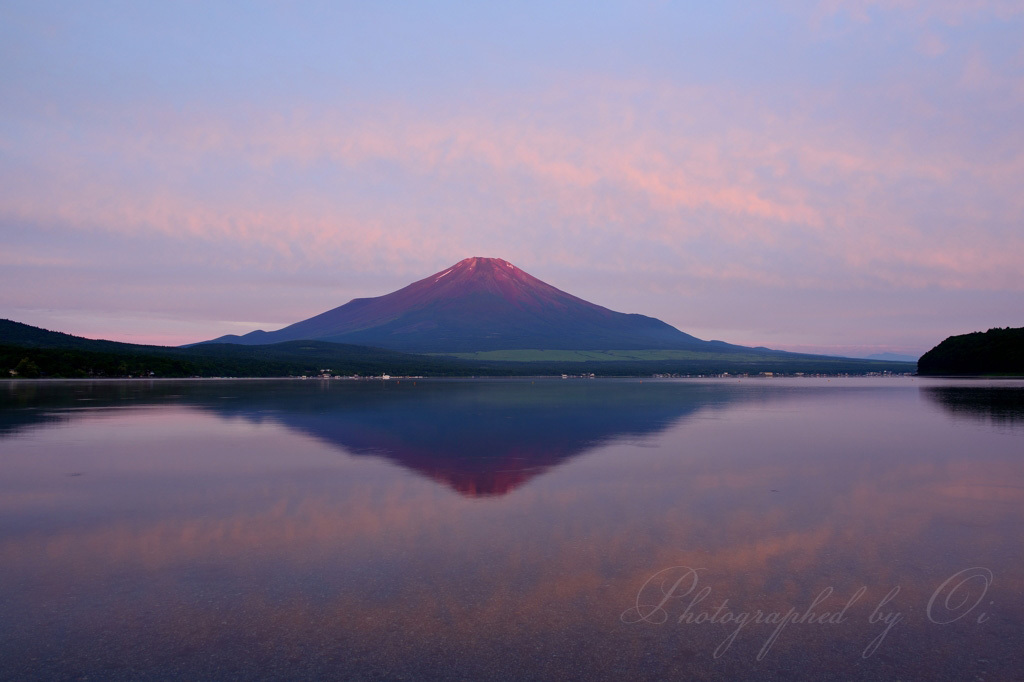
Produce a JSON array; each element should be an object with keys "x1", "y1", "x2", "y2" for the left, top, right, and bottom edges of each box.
[
  {"x1": 202, "y1": 257, "x2": 735, "y2": 353},
  {"x1": 866, "y1": 353, "x2": 919, "y2": 362},
  {"x1": 861, "y1": 353, "x2": 919, "y2": 362}
]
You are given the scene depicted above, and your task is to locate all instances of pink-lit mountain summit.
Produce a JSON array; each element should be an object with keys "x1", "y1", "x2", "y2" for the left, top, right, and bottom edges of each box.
[{"x1": 204, "y1": 257, "x2": 726, "y2": 352}]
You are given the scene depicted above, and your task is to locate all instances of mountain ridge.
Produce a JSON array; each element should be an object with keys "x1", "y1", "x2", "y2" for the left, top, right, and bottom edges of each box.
[{"x1": 1, "y1": 318, "x2": 917, "y2": 377}]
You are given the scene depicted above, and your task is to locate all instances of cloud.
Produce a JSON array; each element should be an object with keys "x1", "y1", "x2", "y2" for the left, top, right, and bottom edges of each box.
[
  {"x1": 3, "y1": 78, "x2": 1022, "y2": 297},
  {"x1": 808, "y1": 0, "x2": 1024, "y2": 25}
]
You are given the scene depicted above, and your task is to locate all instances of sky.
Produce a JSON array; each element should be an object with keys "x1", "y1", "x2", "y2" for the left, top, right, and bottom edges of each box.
[{"x1": 1, "y1": 1, "x2": 1022, "y2": 357}]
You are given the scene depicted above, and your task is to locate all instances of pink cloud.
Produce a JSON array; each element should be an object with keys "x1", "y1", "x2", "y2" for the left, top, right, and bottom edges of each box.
[
  {"x1": 808, "y1": 0, "x2": 1024, "y2": 25},
  {"x1": 2, "y1": 75, "x2": 1023, "y2": 349}
]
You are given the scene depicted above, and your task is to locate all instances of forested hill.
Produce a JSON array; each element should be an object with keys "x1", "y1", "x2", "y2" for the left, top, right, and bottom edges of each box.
[
  {"x1": 918, "y1": 327, "x2": 1024, "y2": 376},
  {"x1": 0, "y1": 318, "x2": 156, "y2": 352}
]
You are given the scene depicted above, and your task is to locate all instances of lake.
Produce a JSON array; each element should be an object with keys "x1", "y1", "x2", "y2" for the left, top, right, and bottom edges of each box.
[{"x1": 1, "y1": 377, "x2": 1022, "y2": 680}]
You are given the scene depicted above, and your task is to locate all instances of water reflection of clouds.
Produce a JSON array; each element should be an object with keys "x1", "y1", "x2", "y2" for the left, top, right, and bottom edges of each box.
[{"x1": 1, "y1": 380, "x2": 1023, "y2": 679}]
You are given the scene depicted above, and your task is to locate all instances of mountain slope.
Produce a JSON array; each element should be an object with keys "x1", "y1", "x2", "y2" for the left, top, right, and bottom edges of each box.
[
  {"x1": 0, "y1": 319, "x2": 485, "y2": 377},
  {"x1": 203, "y1": 257, "x2": 732, "y2": 352},
  {"x1": 0, "y1": 318, "x2": 158, "y2": 353}
]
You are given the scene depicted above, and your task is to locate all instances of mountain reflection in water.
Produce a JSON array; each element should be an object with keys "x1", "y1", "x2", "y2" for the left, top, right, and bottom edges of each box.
[
  {"x1": 196, "y1": 380, "x2": 751, "y2": 497},
  {"x1": 3, "y1": 379, "x2": 754, "y2": 497}
]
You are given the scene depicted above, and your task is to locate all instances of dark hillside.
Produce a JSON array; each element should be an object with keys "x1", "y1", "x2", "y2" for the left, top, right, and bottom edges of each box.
[{"x1": 918, "y1": 327, "x2": 1024, "y2": 376}]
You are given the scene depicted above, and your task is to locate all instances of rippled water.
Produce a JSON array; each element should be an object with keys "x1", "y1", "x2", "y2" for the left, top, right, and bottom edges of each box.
[{"x1": 1, "y1": 377, "x2": 1022, "y2": 680}]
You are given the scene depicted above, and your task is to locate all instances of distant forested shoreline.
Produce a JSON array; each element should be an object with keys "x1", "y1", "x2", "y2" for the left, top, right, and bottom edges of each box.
[{"x1": 2, "y1": 318, "x2": 915, "y2": 378}]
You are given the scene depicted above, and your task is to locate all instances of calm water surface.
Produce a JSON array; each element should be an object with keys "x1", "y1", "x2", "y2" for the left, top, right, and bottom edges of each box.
[{"x1": 1, "y1": 377, "x2": 1022, "y2": 680}]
